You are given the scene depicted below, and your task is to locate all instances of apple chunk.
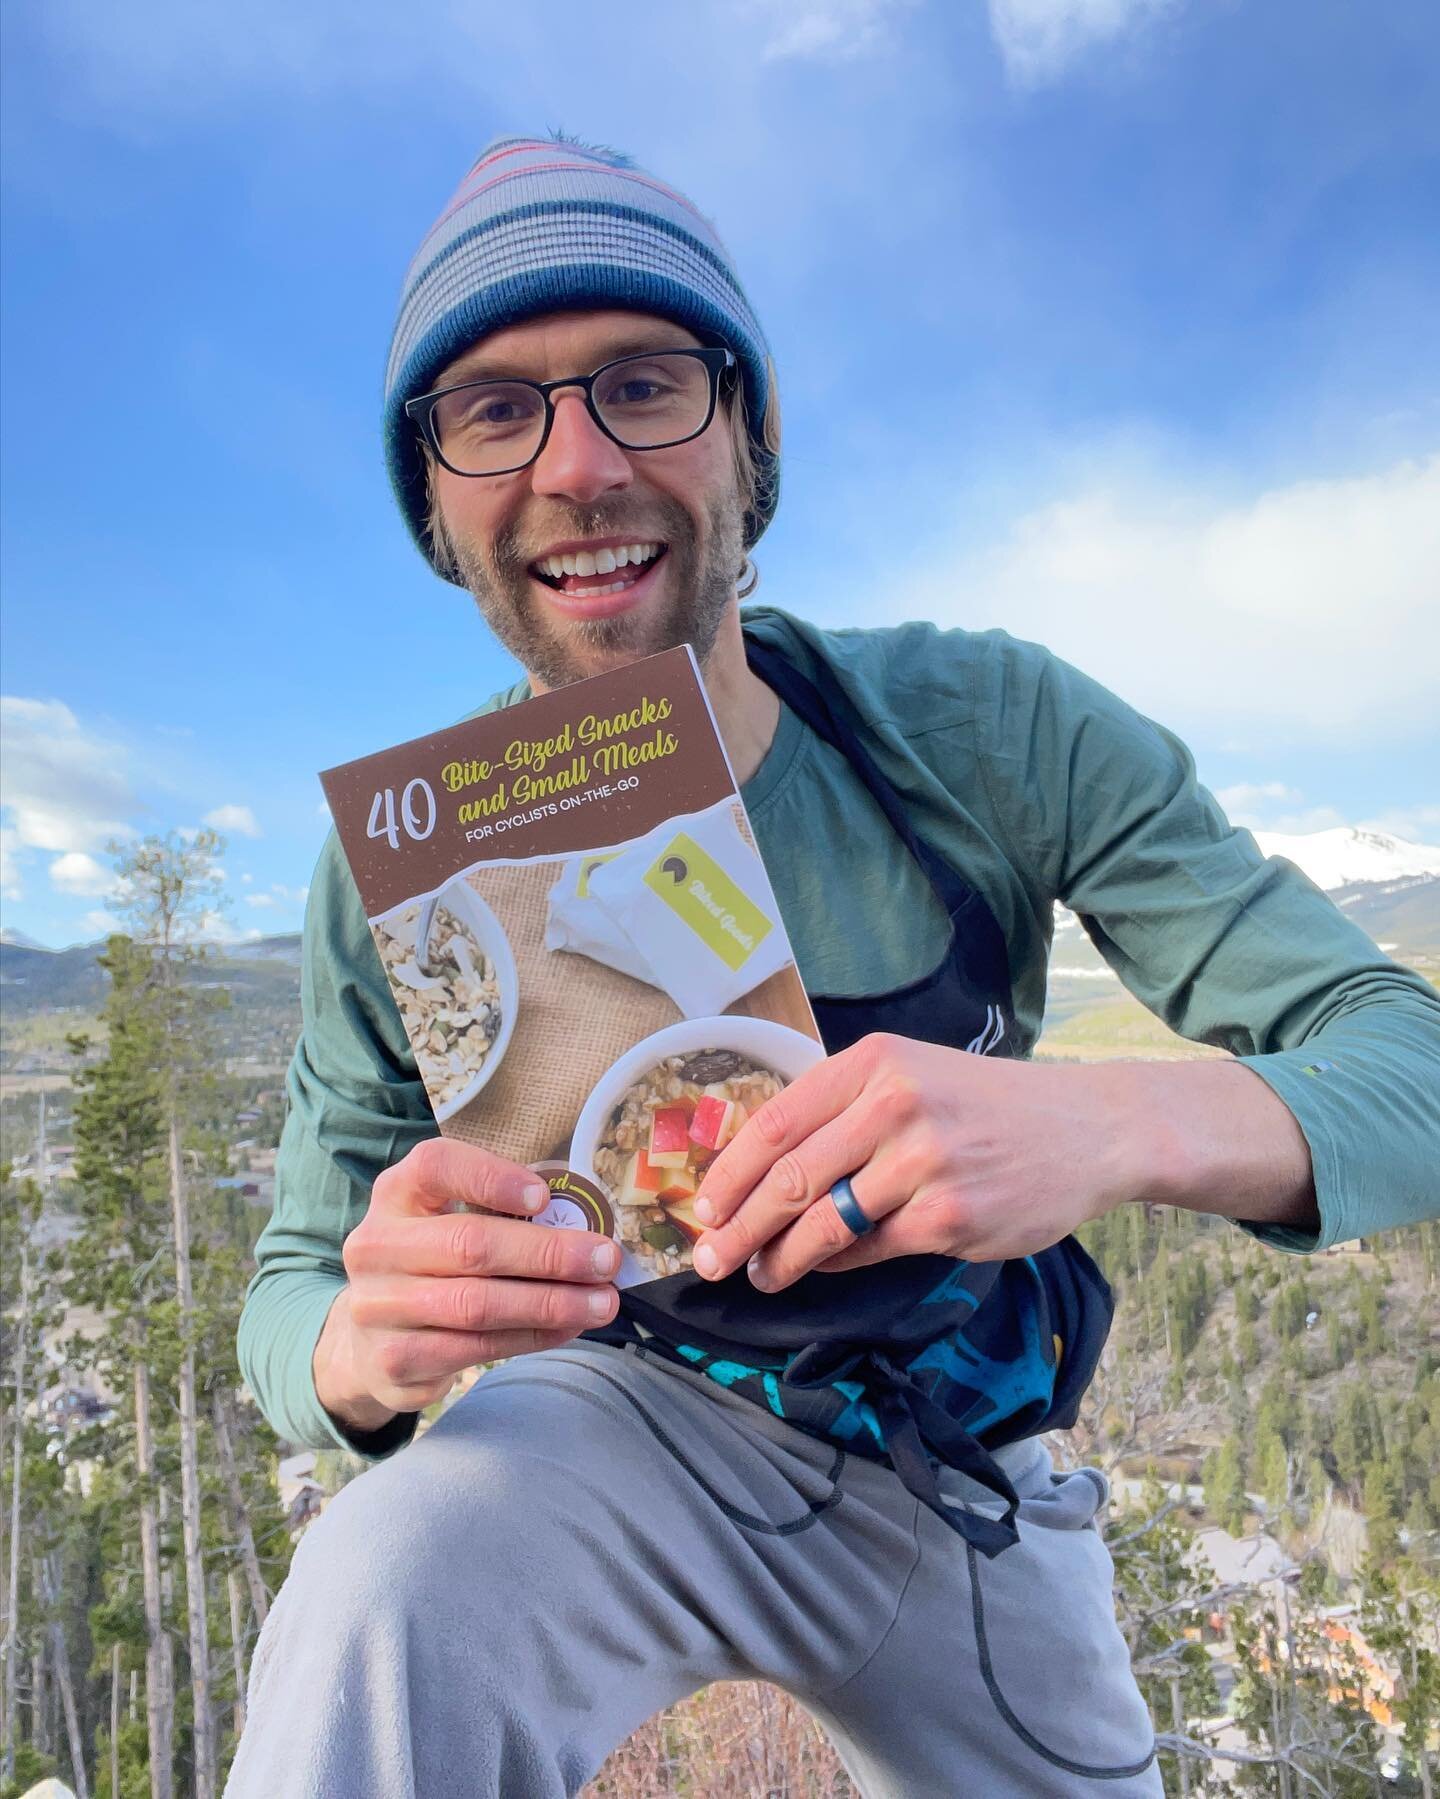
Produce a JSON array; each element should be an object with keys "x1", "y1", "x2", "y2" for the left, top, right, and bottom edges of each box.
[
  {"x1": 657, "y1": 1163, "x2": 701, "y2": 1203},
  {"x1": 689, "y1": 1094, "x2": 737, "y2": 1151},
  {"x1": 617, "y1": 1150, "x2": 665, "y2": 1207},
  {"x1": 648, "y1": 1106, "x2": 692, "y2": 1168},
  {"x1": 662, "y1": 1190, "x2": 706, "y2": 1242}
]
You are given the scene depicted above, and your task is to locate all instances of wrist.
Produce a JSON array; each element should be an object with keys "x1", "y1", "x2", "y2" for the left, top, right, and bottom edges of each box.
[
  {"x1": 313, "y1": 1288, "x2": 401, "y2": 1437},
  {"x1": 1095, "y1": 1059, "x2": 1317, "y2": 1230},
  {"x1": 1075, "y1": 1061, "x2": 1188, "y2": 1217}
]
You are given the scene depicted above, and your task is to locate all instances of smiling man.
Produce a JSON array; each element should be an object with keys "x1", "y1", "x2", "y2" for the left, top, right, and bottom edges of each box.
[{"x1": 228, "y1": 137, "x2": 1440, "y2": 1798}]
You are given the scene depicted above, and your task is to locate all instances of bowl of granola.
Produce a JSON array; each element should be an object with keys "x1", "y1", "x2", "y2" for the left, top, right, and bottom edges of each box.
[
  {"x1": 371, "y1": 881, "x2": 519, "y2": 1122},
  {"x1": 569, "y1": 1018, "x2": 825, "y2": 1280}
]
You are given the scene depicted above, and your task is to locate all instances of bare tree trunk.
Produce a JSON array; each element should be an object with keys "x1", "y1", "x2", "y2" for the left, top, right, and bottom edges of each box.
[
  {"x1": 168, "y1": 1116, "x2": 215, "y2": 1799},
  {"x1": 226, "y1": 1569, "x2": 246, "y2": 1741},
  {"x1": 111, "y1": 1643, "x2": 122, "y2": 1799},
  {"x1": 33, "y1": 1565, "x2": 50, "y2": 1758},
  {"x1": 209, "y1": 1392, "x2": 268, "y2": 1627},
  {"x1": 2, "y1": 1238, "x2": 30, "y2": 1788},
  {"x1": 158, "y1": 1482, "x2": 173, "y2": 1617},
  {"x1": 50, "y1": 1617, "x2": 91, "y2": 1799},
  {"x1": 1170, "y1": 1676, "x2": 1190, "y2": 1797},
  {"x1": 129, "y1": 1665, "x2": 138, "y2": 1726},
  {"x1": 1412, "y1": 1630, "x2": 1435, "y2": 1799},
  {"x1": 1268, "y1": 1614, "x2": 1291, "y2": 1799},
  {"x1": 134, "y1": 1355, "x2": 174, "y2": 1799}
]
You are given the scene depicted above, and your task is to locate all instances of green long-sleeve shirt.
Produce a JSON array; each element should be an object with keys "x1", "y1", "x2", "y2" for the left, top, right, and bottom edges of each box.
[{"x1": 239, "y1": 606, "x2": 1440, "y2": 1458}]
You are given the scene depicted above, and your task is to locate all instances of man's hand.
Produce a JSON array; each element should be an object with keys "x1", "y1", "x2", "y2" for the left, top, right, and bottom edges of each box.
[
  {"x1": 689, "y1": 1032, "x2": 1316, "y2": 1291},
  {"x1": 313, "y1": 1139, "x2": 621, "y2": 1435}
]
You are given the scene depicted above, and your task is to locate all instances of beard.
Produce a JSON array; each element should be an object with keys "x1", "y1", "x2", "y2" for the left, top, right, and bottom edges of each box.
[{"x1": 445, "y1": 487, "x2": 745, "y2": 691}]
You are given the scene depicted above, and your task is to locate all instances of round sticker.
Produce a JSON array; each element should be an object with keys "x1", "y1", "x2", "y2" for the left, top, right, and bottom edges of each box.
[{"x1": 527, "y1": 1163, "x2": 616, "y2": 1238}]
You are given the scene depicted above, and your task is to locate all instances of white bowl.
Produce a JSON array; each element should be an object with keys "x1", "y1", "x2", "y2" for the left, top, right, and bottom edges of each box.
[
  {"x1": 568, "y1": 1016, "x2": 825, "y2": 1192},
  {"x1": 424, "y1": 879, "x2": 520, "y2": 1122}
]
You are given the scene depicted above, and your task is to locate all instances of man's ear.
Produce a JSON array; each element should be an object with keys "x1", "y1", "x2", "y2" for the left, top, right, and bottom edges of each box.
[{"x1": 422, "y1": 453, "x2": 462, "y2": 585}]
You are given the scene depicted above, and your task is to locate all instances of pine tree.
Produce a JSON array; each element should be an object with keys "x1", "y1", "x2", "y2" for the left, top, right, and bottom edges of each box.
[
  {"x1": 1362, "y1": 1557, "x2": 1439, "y2": 1798},
  {"x1": 109, "y1": 831, "x2": 228, "y2": 1799},
  {"x1": 2, "y1": 1174, "x2": 55, "y2": 1790},
  {"x1": 1356, "y1": 1278, "x2": 1386, "y2": 1357},
  {"x1": 64, "y1": 936, "x2": 176, "y2": 1799},
  {"x1": 1331, "y1": 1380, "x2": 1381, "y2": 1494},
  {"x1": 1325, "y1": 1310, "x2": 1345, "y2": 1371},
  {"x1": 1105, "y1": 1481, "x2": 1221, "y2": 1796},
  {"x1": 1203, "y1": 1436, "x2": 1247, "y2": 1536}
]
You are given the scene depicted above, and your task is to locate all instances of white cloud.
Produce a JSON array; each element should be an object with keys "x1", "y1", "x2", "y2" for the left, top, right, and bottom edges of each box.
[
  {"x1": 1211, "y1": 781, "x2": 1344, "y2": 833},
  {"x1": 746, "y1": 0, "x2": 919, "y2": 61},
  {"x1": 1, "y1": 697, "x2": 136, "y2": 862},
  {"x1": 197, "y1": 908, "x2": 263, "y2": 945},
  {"x1": 0, "y1": 826, "x2": 23, "y2": 902},
  {"x1": 879, "y1": 451, "x2": 1440, "y2": 748},
  {"x1": 79, "y1": 908, "x2": 122, "y2": 939},
  {"x1": 1248, "y1": 805, "x2": 1350, "y2": 836},
  {"x1": 244, "y1": 882, "x2": 308, "y2": 911},
  {"x1": 986, "y1": 0, "x2": 1180, "y2": 85},
  {"x1": 49, "y1": 851, "x2": 120, "y2": 897},
  {"x1": 1214, "y1": 782, "x2": 1303, "y2": 819},
  {"x1": 204, "y1": 804, "x2": 261, "y2": 838}
]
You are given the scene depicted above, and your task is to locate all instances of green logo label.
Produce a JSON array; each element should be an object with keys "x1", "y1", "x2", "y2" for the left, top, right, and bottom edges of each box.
[
  {"x1": 576, "y1": 852, "x2": 618, "y2": 899},
  {"x1": 642, "y1": 832, "x2": 774, "y2": 971}
]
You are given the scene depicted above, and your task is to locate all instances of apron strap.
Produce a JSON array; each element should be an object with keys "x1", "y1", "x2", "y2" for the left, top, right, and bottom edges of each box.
[
  {"x1": 744, "y1": 628, "x2": 1010, "y2": 983},
  {"x1": 875, "y1": 1374, "x2": 1022, "y2": 1558},
  {"x1": 744, "y1": 634, "x2": 957, "y2": 893}
]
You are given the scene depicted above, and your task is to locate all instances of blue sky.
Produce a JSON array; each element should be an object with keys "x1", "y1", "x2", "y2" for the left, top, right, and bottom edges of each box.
[{"x1": 3, "y1": 0, "x2": 1437, "y2": 947}]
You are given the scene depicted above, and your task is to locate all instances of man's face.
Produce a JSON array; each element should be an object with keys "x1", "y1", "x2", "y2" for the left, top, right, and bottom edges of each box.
[{"x1": 426, "y1": 310, "x2": 746, "y2": 690}]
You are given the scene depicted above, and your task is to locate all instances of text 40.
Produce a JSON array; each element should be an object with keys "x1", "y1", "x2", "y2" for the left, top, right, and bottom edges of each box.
[{"x1": 367, "y1": 780, "x2": 437, "y2": 849}]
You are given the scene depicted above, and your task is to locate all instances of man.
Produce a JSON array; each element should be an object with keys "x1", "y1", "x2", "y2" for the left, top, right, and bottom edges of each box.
[{"x1": 228, "y1": 136, "x2": 1439, "y2": 1797}]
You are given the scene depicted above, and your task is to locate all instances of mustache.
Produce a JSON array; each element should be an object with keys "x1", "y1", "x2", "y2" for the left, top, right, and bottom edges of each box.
[{"x1": 494, "y1": 500, "x2": 691, "y2": 573}]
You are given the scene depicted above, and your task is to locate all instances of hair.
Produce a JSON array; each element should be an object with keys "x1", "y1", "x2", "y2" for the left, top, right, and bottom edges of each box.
[{"x1": 422, "y1": 355, "x2": 783, "y2": 596}]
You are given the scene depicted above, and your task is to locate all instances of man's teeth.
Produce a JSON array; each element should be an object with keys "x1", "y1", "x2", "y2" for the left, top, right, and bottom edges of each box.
[{"x1": 538, "y1": 542, "x2": 661, "y2": 580}]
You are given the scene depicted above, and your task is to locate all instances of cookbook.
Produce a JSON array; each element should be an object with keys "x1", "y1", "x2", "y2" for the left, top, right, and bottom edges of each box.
[{"x1": 321, "y1": 646, "x2": 821, "y2": 1288}]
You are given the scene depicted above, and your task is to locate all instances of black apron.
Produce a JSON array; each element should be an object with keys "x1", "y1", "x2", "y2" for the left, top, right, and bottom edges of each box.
[{"x1": 589, "y1": 631, "x2": 1113, "y2": 1555}]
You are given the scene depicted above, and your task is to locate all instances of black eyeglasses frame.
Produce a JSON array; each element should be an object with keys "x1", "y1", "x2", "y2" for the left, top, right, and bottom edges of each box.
[{"x1": 405, "y1": 346, "x2": 738, "y2": 478}]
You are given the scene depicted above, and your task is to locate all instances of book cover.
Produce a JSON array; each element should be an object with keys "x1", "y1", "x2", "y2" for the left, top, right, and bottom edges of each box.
[{"x1": 320, "y1": 645, "x2": 821, "y2": 1288}]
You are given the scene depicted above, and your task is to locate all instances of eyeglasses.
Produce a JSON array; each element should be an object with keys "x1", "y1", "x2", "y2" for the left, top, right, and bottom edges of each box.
[{"x1": 405, "y1": 346, "x2": 737, "y2": 478}]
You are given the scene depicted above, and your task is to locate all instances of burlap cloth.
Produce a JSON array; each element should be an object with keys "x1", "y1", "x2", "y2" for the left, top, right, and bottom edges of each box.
[{"x1": 442, "y1": 861, "x2": 681, "y2": 1165}]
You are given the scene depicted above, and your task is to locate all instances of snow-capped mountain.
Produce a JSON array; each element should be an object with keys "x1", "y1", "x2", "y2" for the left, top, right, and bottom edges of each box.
[
  {"x1": 1049, "y1": 825, "x2": 1440, "y2": 971},
  {"x1": 1249, "y1": 827, "x2": 1440, "y2": 893}
]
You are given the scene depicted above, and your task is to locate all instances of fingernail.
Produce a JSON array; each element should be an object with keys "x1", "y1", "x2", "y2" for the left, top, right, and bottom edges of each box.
[
  {"x1": 587, "y1": 1287, "x2": 616, "y2": 1321},
  {"x1": 748, "y1": 1256, "x2": 773, "y2": 1292},
  {"x1": 693, "y1": 1244, "x2": 720, "y2": 1279},
  {"x1": 591, "y1": 1242, "x2": 620, "y2": 1278},
  {"x1": 693, "y1": 1197, "x2": 716, "y2": 1226},
  {"x1": 522, "y1": 1181, "x2": 548, "y2": 1212}
]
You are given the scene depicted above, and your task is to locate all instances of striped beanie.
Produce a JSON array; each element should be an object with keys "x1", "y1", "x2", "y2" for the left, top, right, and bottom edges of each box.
[{"x1": 384, "y1": 134, "x2": 778, "y2": 583}]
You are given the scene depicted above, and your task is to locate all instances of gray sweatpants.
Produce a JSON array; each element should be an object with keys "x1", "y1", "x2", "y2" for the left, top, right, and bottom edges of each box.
[{"x1": 227, "y1": 1343, "x2": 1160, "y2": 1797}]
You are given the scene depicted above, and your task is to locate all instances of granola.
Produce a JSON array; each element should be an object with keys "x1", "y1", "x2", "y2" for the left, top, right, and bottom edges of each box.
[{"x1": 373, "y1": 900, "x2": 504, "y2": 1112}]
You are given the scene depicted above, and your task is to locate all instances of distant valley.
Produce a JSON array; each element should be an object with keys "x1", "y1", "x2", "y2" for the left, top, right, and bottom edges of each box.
[{"x1": 3, "y1": 830, "x2": 1435, "y2": 1080}]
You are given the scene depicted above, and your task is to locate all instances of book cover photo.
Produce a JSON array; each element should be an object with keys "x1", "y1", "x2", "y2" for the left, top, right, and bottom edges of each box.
[{"x1": 321, "y1": 646, "x2": 822, "y2": 1289}]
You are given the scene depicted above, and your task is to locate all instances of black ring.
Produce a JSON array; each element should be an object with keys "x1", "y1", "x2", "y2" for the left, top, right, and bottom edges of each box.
[{"x1": 830, "y1": 1174, "x2": 875, "y2": 1237}]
